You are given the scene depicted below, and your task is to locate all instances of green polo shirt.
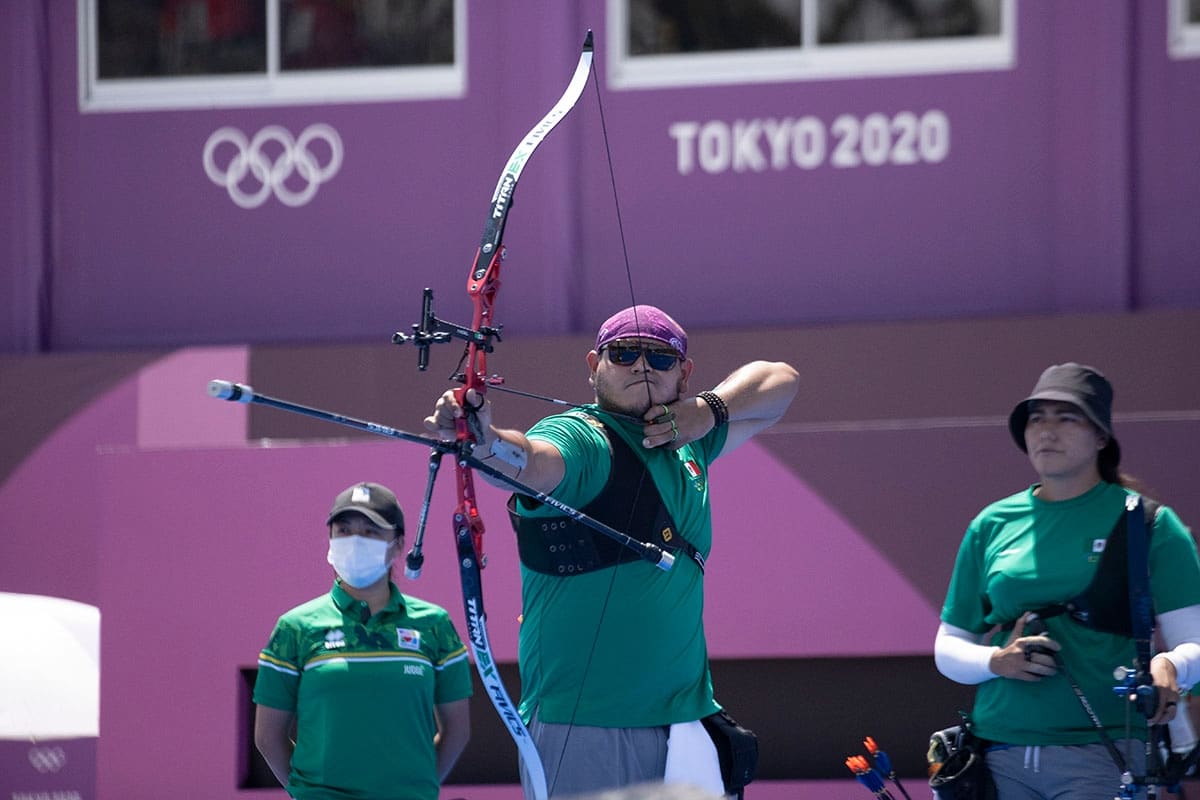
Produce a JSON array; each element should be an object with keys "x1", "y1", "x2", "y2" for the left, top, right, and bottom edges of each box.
[
  {"x1": 515, "y1": 405, "x2": 728, "y2": 727},
  {"x1": 254, "y1": 581, "x2": 472, "y2": 800},
  {"x1": 941, "y1": 482, "x2": 1200, "y2": 745}
]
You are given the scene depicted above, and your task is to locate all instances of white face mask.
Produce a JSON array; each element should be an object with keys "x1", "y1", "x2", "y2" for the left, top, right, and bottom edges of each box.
[{"x1": 327, "y1": 536, "x2": 392, "y2": 588}]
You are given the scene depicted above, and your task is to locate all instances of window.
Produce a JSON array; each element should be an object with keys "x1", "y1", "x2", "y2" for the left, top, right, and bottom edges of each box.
[
  {"x1": 80, "y1": 0, "x2": 465, "y2": 112},
  {"x1": 609, "y1": 0, "x2": 1015, "y2": 89},
  {"x1": 1168, "y1": 0, "x2": 1200, "y2": 58}
]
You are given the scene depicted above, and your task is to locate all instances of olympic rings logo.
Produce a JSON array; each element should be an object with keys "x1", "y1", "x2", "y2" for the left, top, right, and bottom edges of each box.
[
  {"x1": 203, "y1": 124, "x2": 343, "y2": 209},
  {"x1": 27, "y1": 744, "x2": 67, "y2": 773}
]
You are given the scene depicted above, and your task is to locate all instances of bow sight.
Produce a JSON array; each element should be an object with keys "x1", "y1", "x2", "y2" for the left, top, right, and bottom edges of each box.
[
  {"x1": 1113, "y1": 664, "x2": 1160, "y2": 720},
  {"x1": 393, "y1": 287, "x2": 502, "y2": 373}
]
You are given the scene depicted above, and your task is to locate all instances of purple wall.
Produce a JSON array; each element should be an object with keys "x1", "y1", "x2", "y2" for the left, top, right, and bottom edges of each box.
[
  {"x1": 0, "y1": 0, "x2": 51, "y2": 352},
  {"x1": 1, "y1": 2, "x2": 1198, "y2": 354},
  {"x1": 1136, "y1": 5, "x2": 1200, "y2": 307}
]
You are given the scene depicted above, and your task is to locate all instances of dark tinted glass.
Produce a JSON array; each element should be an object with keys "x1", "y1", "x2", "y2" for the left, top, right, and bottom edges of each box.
[
  {"x1": 280, "y1": 0, "x2": 454, "y2": 71},
  {"x1": 98, "y1": 0, "x2": 266, "y2": 78},
  {"x1": 818, "y1": 0, "x2": 1002, "y2": 44},
  {"x1": 628, "y1": 0, "x2": 803, "y2": 54}
]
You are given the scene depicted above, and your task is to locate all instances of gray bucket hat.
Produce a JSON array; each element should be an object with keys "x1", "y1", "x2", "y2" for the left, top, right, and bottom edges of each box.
[{"x1": 1007, "y1": 362, "x2": 1120, "y2": 468}]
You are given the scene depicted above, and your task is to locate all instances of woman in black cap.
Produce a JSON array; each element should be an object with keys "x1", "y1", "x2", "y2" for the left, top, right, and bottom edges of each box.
[
  {"x1": 252, "y1": 481, "x2": 473, "y2": 800},
  {"x1": 934, "y1": 363, "x2": 1200, "y2": 799}
]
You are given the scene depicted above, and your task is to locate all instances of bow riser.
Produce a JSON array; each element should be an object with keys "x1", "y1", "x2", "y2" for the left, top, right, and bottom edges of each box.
[
  {"x1": 453, "y1": 453, "x2": 487, "y2": 564},
  {"x1": 463, "y1": 244, "x2": 503, "y2": 391}
]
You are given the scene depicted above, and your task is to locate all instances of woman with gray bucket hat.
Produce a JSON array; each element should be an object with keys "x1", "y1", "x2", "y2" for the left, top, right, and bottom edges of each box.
[{"x1": 934, "y1": 363, "x2": 1200, "y2": 799}]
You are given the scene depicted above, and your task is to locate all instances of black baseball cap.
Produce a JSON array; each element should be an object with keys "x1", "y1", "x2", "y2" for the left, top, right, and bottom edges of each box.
[{"x1": 326, "y1": 482, "x2": 404, "y2": 532}]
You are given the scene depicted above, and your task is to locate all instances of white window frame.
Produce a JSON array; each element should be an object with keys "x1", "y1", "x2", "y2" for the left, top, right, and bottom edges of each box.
[
  {"x1": 1168, "y1": 0, "x2": 1200, "y2": 58},
  {"x1": 606, "y1": 0, "x2": 1016, "y2": 90},
  {"x1": 78, "y1": 0, "x2": 467, "y2": 112}
]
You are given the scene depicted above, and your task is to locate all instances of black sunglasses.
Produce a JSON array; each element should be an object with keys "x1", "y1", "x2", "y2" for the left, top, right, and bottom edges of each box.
[{"x1": 604, "y1": 344, "x2": 681, "y2": 371}]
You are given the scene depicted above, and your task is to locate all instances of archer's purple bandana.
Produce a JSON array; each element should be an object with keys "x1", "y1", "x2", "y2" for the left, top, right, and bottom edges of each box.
[{"x1": 595, "y1": 305, "x2": 688, "y2": 358}]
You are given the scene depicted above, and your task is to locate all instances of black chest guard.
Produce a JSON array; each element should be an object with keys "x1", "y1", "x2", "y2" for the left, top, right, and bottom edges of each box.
[
  {"x1": 1031, "y1": 498, "x2": 1160, "y2": 636},
  {"x1": 507, "y1": 418, "x2": 704, "y2": 576}
]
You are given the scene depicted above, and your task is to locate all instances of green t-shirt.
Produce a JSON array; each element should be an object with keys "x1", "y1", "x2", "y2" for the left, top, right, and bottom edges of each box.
[
  {"x1": 941, "y1": 481, "x2": 1200, "y2": 745},
  {"x1": 516, "y1": 406, "x2": 728, "y2": 727},
  {"x1": 253, "y1": 581, "x2": 473, "y2": 800}
]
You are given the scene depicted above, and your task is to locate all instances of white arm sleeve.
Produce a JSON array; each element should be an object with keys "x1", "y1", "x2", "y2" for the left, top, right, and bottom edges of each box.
[
  {"x1": 1155, "y1": 603, "x2": 1200, "y2": 691},
  {"x1": 934, "y1": 622, "x2": 999, "y2": 685}
]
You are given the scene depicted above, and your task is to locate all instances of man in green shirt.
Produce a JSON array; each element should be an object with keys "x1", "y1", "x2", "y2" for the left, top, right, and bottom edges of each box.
[
  {"x1": 254, "y1": 482, "x2": 473, "y2": 800},
  {"x1": 426, "y1": 305, "x2": 799, "y2": 798}
]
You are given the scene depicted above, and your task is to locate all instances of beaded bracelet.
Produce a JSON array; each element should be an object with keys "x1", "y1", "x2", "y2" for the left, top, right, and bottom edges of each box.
[{"x1": 697, "y1": 390, "x2": 729, "y2": 427}]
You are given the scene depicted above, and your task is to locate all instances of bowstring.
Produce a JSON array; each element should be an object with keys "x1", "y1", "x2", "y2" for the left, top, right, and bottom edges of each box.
[{"x1": 542, "y1": 52, "x2": 663, "y2": 798}]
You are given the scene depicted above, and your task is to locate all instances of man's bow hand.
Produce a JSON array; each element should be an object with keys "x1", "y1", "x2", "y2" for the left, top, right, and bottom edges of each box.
[{"x1": 425, "y1": 388, "x2": 492, "y2": 448}]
